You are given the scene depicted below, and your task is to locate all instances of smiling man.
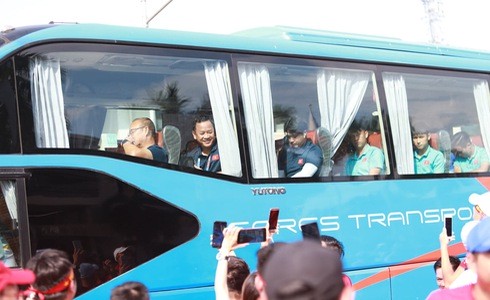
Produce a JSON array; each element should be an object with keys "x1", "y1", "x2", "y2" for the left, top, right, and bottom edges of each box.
[{"x1": 184, "y1": 115, "x2": 221, "y2": 172}]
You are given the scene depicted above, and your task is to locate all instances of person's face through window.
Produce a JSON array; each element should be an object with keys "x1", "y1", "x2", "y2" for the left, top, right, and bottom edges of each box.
[
  {"x1": 412, "y1": 133, "x2": 430, "y2": 152},
  {"x1": 349, "y1": 129, "x2": 368, "y2": 151},
  {"x1": 127, "y1": 123, "x2": 147, "y2": 145},
  {"x1": 287, "y1": 131, "x2": 306, "y2": 148},
  {"x1": 192, "y1": 120, "x2": 216, "y2": 151},
  {"x1": 435, "y1": 268, "x2": 445, "y2": 289}
]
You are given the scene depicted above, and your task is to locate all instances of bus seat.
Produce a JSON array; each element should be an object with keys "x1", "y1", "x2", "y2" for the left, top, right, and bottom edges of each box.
[
  {"x1": 162, "y1": 125, "x2": 181, "y2": 164},
  {"x1": 66, "y1": 105, "x2": 107, "y2": 150},
  {"x1": 429, "y1": 133, "x2": 439, "y2": 150},
  {"x1": 316, "y1": 127, "x2": 333, "y2": 176},
  {"x1": 368, "y1": 132, "x2": 382, "y2": 149},
  {"x1": 306, "y1": 130, "x2": 318, "y2": 144}
]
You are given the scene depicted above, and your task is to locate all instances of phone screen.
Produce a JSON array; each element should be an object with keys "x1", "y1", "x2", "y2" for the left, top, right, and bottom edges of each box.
[
  {"x1": 268, "y1": 208, "x2": 280, "y2": 232},
  {"x1": 72, "y1": 240, "x2": 83, "y2": 251},
  {"x1": 301, "y1": 222, "x2": 320, "y2": 242},
  {"x1": 237, "y1": 228, "x2": 266, "y2": 244},
  {"x1": 212, "y1": 221, "x2": 227, "y2": 248},
  {"x1": 445, "y1": 217, "x2": 453, "y2": 237}
]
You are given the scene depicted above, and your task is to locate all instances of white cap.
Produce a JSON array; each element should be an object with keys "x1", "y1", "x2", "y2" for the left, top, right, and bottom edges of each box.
[
  {"x1": 460, "y1": 220, "x2": 479, "y2": 248},
  {"x1": 113, "y1": 247, "x2": 128, "y2": 261},
  {"x1": 468, "y1": 192, "x2": 490, "y2": 216}
]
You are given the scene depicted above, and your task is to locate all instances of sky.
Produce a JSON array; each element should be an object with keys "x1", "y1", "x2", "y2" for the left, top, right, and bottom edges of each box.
[{"x1": 2, "y1": 0, "x2": 490, "y2": 51}]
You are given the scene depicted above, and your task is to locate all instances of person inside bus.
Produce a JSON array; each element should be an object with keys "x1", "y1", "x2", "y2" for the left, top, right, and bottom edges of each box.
[
  {"x1": 411, "y1": 122, "x2": 445, "y2": 174},
  {"x1": 280, "y1": 117, "x2": 323, "y2": 178},
  {"x1": 344, "y1": 120, "x2": 384, "y2": 176},
  {"x1": 182, "y1": 115, "x2": 221, "y2": 172},
  {"x1": 121, "y1": 117, "x2": 168, "y2": 163},
  {"x1": 451, "y1": 131, "x2": 489, "y2": 173}
]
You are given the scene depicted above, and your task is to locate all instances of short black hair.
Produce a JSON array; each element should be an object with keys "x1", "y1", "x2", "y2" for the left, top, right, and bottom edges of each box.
[
  {"x1": 284, "y1": 117, "x2": 308, "y2": 133},
  {"x1": 192, "y1": 115, "x2": 215, "y2": 131},
  {"x1": 320, "y1": 235, "x2": 345, "y2": 258},
  {"x1": 433, "y1": 256, "x2": 460, "y2": 272},
  {"x1": 451, "y1": 131, "x2": 471, "y2": 149},
  {"x1": 110, "y1": 281, "x2": 149, "y2": 300},
  {"x1": 348, "y1": 118, "x2": 370, "y2": 132}
]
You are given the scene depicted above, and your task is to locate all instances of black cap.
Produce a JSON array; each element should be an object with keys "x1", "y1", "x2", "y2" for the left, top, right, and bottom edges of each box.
[{"x1": 263, "y1": 240, "x2": 344, "y2": 300}]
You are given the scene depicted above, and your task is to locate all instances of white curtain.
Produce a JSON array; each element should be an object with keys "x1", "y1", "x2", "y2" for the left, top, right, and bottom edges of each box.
[
  {"x1": 316, "y1": 69, "x2": 370, "y2": 155},
  {"x1": 238, "y1": 63, "x2": 278, "y2": 178},
  {"x1": 30, "y1": 57, "x2": 69, "y2": 148},
  {"x1": 204, "y1": 61, "x2": 242, "y2": 177},
  {"x1": 383, "y1": 73, "x2": 414, "y2": 174},
  {"x1": 473, "y1": 81, "x2": 490, "y2": 157},
  {"x1": 0, "y1": 181, "x2": 17, "y2": 225}
]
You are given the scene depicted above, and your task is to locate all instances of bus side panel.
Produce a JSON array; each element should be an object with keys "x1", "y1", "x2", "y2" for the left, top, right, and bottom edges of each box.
[
  {"x1": 390, "y1": 262, "x2": 437, "y2": 299},
  {"x1": 349, "y1": 267, "x2": 391, "y2": 299}
]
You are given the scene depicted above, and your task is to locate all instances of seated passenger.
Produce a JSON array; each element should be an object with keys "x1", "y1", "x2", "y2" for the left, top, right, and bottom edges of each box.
[
  {"x1": 122, "y1": 117, "x2": 168, "y2": 163},
  {"x1": 344, "y1": 121, "x2": 384, "y2": 176},
  {"x1": 183, "y1": 115, "x2": 221, "y2": 172},
  {"x1": 451, "y1": 131, "x2": 489, "y2": 173},
  {"x1": 412, "y1": 123, "x2": 445, "y2": 174},
  {"x1": 282, "y1": 117, "x2": 323, "y2": 178}
]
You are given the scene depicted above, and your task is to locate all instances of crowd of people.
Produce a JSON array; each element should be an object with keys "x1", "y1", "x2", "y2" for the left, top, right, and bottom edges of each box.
[{"x1": 0, "y1": 190, "x2": 488, "y2": 299}]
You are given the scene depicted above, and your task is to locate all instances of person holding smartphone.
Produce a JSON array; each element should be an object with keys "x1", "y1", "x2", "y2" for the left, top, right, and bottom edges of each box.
[{"x1": 214, "y1": 225, "x2": 250, "y2": 300}]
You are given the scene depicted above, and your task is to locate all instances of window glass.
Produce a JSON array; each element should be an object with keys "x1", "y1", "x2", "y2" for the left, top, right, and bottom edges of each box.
[
  {"x1": 383, "y1": 71, "x2": 490, "y2": 175},
  {"x1": 238, "y1": 61, "x2": 387, "y2": 179},
  {"x1": 26, "y1": 48, "x2": 241, "y2": 177},
  {"x1": 26, "y1": 168, "x2": 199, "y2": 296},
  {"x1": 0, "y1": 60, "x2": 19, "y2": 153},
  {"x1": 0, "y1": 180, "x2": 20, "y2": 267}
]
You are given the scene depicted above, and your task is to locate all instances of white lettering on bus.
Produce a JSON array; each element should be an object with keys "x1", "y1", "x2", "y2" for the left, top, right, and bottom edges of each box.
[{"x1": 233, "y1": 207, "x2": 472, "y2": 232}]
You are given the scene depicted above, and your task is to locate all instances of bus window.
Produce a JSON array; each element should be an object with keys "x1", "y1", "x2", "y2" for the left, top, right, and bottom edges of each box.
[
  {"x1": 0, "y1": 181, "x2": 20, "y2": 267},
  {"x1": 20, "y1": 46, "x2": 241, "y2": 176},
  {"x1": 25, "y1": 168, "x2": 199, "y2": 296},
  {"x1": 382, "y1": 71, "x2": 490, "y2": 175},
  {"x1": 238, "y1": 61, "x2": 388, "y2": 179},
  {"x1": 0, "y1": 59, "x2": 20, "y2": 154}
]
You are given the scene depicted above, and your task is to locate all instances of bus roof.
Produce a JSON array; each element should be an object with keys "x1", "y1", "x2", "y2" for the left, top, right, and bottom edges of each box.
[{"x1": 2, "y1": 23, "x2": 490, "y2": 71}]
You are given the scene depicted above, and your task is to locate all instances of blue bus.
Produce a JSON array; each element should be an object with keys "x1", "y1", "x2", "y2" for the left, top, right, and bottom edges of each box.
[{"x1": 1, "y1": 23, "x2": 489, "y2": 299}]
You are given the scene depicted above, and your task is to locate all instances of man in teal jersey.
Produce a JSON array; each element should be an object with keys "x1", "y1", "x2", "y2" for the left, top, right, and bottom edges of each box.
[
  {"x1": 344, "y1": 121, "x2": 384, "y2": 176},
  {"x1": 412, "y1": 123, "x2": 445, "y2": 174},
  {"x1": 451, "y1": 131, "x2": 489, "y2": 173}
]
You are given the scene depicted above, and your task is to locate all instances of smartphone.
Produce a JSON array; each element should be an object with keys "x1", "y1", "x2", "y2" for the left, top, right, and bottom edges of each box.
[
  {"x1": 301, "y1": 222, "x2": 320, "y2": 242},
  {"x1": 445, "y1": 217, "x2": 453, "y2": 237},
  {"x1": 72, "y1": 240, "x2": 83, "y2": 251},
  {"x1": 268, "y1": 208, "x2": 280, "y2": 232},
  {"x1": 211, "y1": 221, "x2": 227, "y2": 248},
  {"x1": 237, "y1": 228, "x2": 267, "y2": 244}
]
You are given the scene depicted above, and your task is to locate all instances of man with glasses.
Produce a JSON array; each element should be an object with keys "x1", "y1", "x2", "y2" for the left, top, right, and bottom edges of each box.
[
  {"x1": 451, "y1": 131, "x2": 489, "y2": 173},
  {"x1": 122, "y1": 118, "x2": 168, "y2": 163}
]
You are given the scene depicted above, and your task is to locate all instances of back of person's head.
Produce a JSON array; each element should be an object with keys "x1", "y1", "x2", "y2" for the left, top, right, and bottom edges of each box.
[
  {"x1": 433, "y1": 256, "x2": 460, "y2": 272},
  {"x1": 263, "y1": 240, "x2": 344, "y2": 300},
  {"x1": 451, "y1": 131, "x2": 471, "y2": 149},
  {"x1": 110, "y1": 281, "x2": 149, "y2": 300},
  {"x1": 241, "y1": 271, "x2": 259, "y2": 300},
  {"x1": 320, "y1": 235, "x2": 345, "y2": 258},
  {"x1": 192, "y1": 115, "x2": 214, "y2": 131},
  {"x1": 284, "y1": 117, "x2": 308, "y2": 134},
  {"x1": 25, "y1": 249, "x2": 75, "y2": 300},
  {"x1": 256, "y1": 242, "x2": 286, "y2": 275},
  {"x1": 226, "y1": 256, "x2": 250, "y2": 295}
]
